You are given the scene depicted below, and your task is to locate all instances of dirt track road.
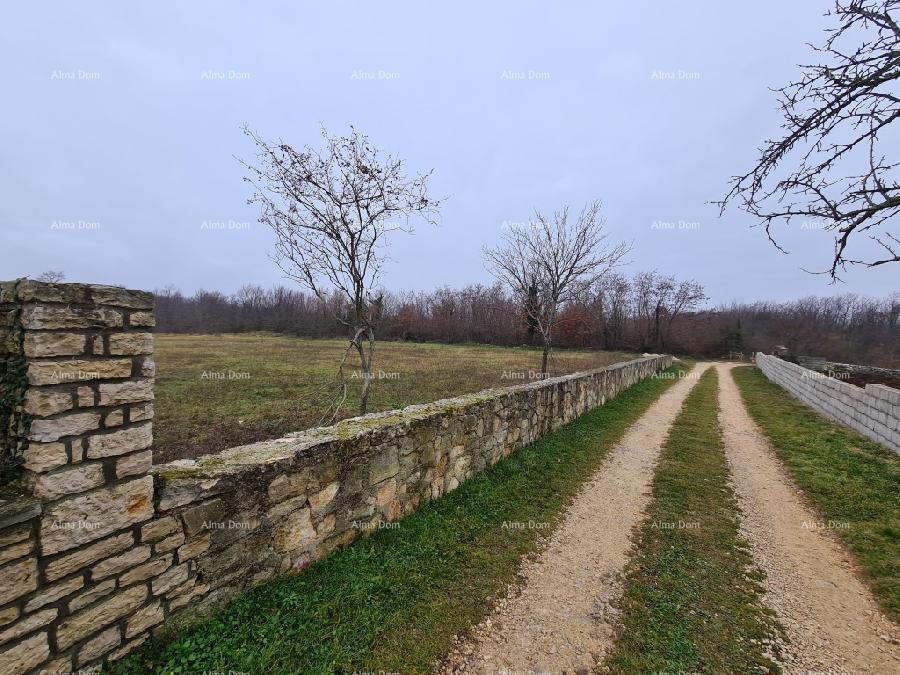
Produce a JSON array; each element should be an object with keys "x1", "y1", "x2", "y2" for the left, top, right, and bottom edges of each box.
[
  {"x1": 717, "y1": 363, "x2": 898, "y2": 673},
  {"x1": 444, "y1": 363, "x2": 712, "y2": 673},
  {"x1": 443, "y1": 363, "x2": 899, "y2": 673}
]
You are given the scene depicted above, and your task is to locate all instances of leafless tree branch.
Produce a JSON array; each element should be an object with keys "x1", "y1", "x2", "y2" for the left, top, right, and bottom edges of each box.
[{"x1": 718, "y1": 0, "x2": 900, "y2": 280}]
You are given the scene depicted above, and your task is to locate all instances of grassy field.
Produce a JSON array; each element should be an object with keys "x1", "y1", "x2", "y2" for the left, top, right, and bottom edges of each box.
[
  {"x1": 607, "y1": 368, "x2": 782, "y2": 673},
  {"x1": 110, "y1": 364, "x2": 688, "y2": 674},
  {"x1": 733, "y1": 366, "x2": 900, "y2": 622},
  {"x1": 152, "y1": 333, "x2": 635, "y2": 463}
]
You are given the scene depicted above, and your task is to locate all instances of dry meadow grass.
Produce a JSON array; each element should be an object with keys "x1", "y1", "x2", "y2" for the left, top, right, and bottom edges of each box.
[{"x1": 152, "y1": 333, "x2": 635, "y2": 463}]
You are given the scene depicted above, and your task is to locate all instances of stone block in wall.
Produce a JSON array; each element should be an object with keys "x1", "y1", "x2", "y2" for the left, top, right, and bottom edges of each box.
[
  {"x1": 116, "y1": 449, "x2": 153, "y2": 478},
  {"x1": 181, "y1": 498, "x2": 228, "y2": 537},
  {"x1": 0, "y1": 608, "x2": 57, "y2": 647},
  {"x1": 176, "y1": 533, "x2": 210, "y2": 563},
  {"x1": 27, "y1": 358, "x2": 133, "y2": 386},
  {"x1": 154, "y1": 530, "x2": 184, "y2": 554},
  {"x1": 77, "y1": 625, "x2": 122, "y2": 666},
  {"x1": 0, "y1": 530, "x2": 32, "y2": 567},
  {"x1": 39, "y1": 476, "x2": 154, "y2": 554},
  {"x1": 67, "y1": 579, "x2": 116, "y2": 612},
  {"x1": 22, "y1": 333, "x2": 88, "y2": 358},
  {"x1": 129, "y1": 312, "x2": 155, "y2": 327},
  {"x1": 98, "y1": 379, "x2": 154, "y2": 406},
  {"x1": 23, "y1": 576, "x2": 84, "y2": 613},
  {"x1": 130, "y1": 401, "x2": 154, "y2": 422},
  {"x1": 91, "y1": 545, "x2": 151, "y2": 580},
  {"x1": 125, "y1": 601, "x2": 163, "y2": 638},
  {"x1": 103, "y1": 408, "x2": 124, "y2": 426},
  {"x1": 55, "y1": 584, "x2": 147, "y2": 650},
  {"x1": 30, "y1": 463, "x2": 105, "y2": 500},
  {"x1": 0, "y1": 632, "x2": 49, "y2": 674},
  {"x1": 119, "y1": 553, "x2": 173, "y2": 587},
  {"x1": 369, "y1": 446, "x2": 400, "y2": 485},
  {"x1": 28, "y1": 411, "x2": 102, "y2": 442},
  {"x1": 89, "y1": 286, "x2": 154, "y2": 309},
  {"x1": 309, "y1": 482, "x2": 340, "y2": 516},
  {"x1": 19, "y1": 442, "x2": 67, "y2": 473},
  {"x1": 15, "y1": 281, "x2": 93, "y2": 305},
  {"x1": 13, "y1": 282, "x2": 150, "y2": 310},
  {"x1": 108, "y1": 333, "x2": 153, "y2": 355},
  {"x1": 140, "y1": 516, "x2": 181, "y2": 543},
  {"x1": 86, "y1": 422, "x2": 152, "y2": 458},
  {"x1": 158, "y1": 476, "x2": 230, "y2": 511},
  {"x1": 20, "y1": 305, "x2": 123, "y2": 330},
  {"x1": 23, "y1": 389, "x2": 74, "y2": 417},
  {"x1": 273, "y1": 507, "x2": 315, "y2": 553},
  {"x1": 0, "y1": 557, "x2": 38, "y2": 605},
  {"x1": 151, "y1": 563, "x2": 189, "y2": 596}
]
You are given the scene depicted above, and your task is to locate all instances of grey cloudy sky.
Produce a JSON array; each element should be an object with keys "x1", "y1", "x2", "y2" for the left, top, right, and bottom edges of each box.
[{"x1": 2, "y1": 1, "x2": 897, "y2": 304}]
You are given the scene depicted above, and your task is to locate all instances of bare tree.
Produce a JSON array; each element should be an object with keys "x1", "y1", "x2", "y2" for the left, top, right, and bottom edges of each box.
[
  {"x1": 631, "y1": 271, "x2": 707, "y2": 351},
  {"x1": 484, "y1": 201, "x2": 631, "y2": 376},
  {"x1": 241, "y1": 125, "x2": 441, "y2": 417},
  {"x1": 719, "y1": 0, "x2": 900, "y2": 279},
  {"x1": 36, "y1": 270, "x2": 65, "y2": 283},
  {"x1": 652, "y1": 276, "x2": 707, "y2": 351},
  {"x1": 596, "y1": 273, "x2": 631, "y2": 349}
]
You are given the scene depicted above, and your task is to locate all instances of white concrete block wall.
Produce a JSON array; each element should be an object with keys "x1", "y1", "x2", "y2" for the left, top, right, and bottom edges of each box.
[{"x1": 756, "y1": 353, "x2": 900, "y2": 454}]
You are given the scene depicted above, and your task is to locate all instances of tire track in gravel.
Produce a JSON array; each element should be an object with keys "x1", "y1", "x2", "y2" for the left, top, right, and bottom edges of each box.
[
  {"x1": 717, "y1": 363, "x2": 899, "y2": 674},
  {"x1": 442, "y1": 362, "x2": 712, "y2": 674}
]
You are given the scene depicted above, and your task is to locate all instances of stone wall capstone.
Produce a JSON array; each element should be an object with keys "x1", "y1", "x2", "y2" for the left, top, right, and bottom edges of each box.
[
  {"x1": 0, "y1": 279, "x2": 672, "y2": 673},
  {"x1": 756, "y1": 352, "x2": 900, "y2": 454}
]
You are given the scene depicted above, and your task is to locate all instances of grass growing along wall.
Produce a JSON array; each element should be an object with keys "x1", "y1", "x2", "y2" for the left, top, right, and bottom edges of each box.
[
  {"x1": 111, "y1": 364, "x2": 688, "y2": 674},
  {"x1": 606, "y1": 367, "x2": 782, "y2": 673},
  {"x1": 733, "y1": 365, "x2": 900, "y2": 622}
]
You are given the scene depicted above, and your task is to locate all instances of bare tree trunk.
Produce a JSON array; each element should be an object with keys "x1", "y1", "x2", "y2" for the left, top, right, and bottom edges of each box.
[
  {"x1": 653, "y1": 304, "x2": 661, "y2": 352},
  {"x1": 540, "y1": 343, "x2": 551, "y2": 378},
  {"x1": 356, "y1": 329, "x2": 375, "y2": 415}
]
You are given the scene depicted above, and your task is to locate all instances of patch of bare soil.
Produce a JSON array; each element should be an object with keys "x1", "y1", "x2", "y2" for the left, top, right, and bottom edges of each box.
[
  {"x1": 842, "y1": 372, "x2": 900, "y2": 390},
  {"x1": 442, "y1": 363, "x2": 712, "y2": 674},
  {"x1": 717, "y1": 363, "x2": 899, "y2": 674}
]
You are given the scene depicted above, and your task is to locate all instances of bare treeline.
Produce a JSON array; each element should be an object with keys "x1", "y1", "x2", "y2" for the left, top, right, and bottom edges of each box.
[{"x1": 154, "y1": 276, "x2": 900, "y2": 367}]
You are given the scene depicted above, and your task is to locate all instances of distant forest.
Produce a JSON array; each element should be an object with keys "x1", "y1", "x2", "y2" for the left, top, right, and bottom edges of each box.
[{"x1": 154, "y1": 272, "x2": 900, "y2": 368}]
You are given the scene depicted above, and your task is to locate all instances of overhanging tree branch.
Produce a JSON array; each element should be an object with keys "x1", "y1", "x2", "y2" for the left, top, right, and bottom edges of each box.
[{"x1": 717, "y1": 0, "x2": 900, "y2": 280}]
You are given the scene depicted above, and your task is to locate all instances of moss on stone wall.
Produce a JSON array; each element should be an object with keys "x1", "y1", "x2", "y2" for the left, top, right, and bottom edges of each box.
[{"x1": 0, "y1": 279, "x2": 30, "y2": 485}]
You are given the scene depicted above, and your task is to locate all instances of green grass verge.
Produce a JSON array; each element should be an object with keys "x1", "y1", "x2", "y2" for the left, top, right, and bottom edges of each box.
[
  {"x1": 110, "y1": 364, "x2": 691, "y2": 675},
  {"x1": 732, "y1": 365, "x2": 900, "y2": 622},
  {"x1": 606, "y1": 367, "x2": 782, "y2": 673}
]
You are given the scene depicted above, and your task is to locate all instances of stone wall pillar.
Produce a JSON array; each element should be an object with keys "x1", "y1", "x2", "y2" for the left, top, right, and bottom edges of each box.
[{"x1": 0, "y1": 280, "x2": 160, "y2": 673}]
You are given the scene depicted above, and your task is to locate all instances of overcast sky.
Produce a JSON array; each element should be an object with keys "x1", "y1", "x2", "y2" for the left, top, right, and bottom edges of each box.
[{"x1": 2, "y1": 1, "x2": 897, "y2": 305}]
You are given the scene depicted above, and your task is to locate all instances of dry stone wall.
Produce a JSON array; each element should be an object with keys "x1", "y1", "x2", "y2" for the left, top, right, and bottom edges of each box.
[
  {"x1": 0, "y1": 279, "x2": 672, "y2": 673},
  {"x1": 820, "y1": 360, "x2": 900, "y2": 381},
  {"x1": 756, "y1": 352, "x2": 900, "y2": 454},
  {"x1": 150, "y1": 351, "x2": 672, "y2": 626}
]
